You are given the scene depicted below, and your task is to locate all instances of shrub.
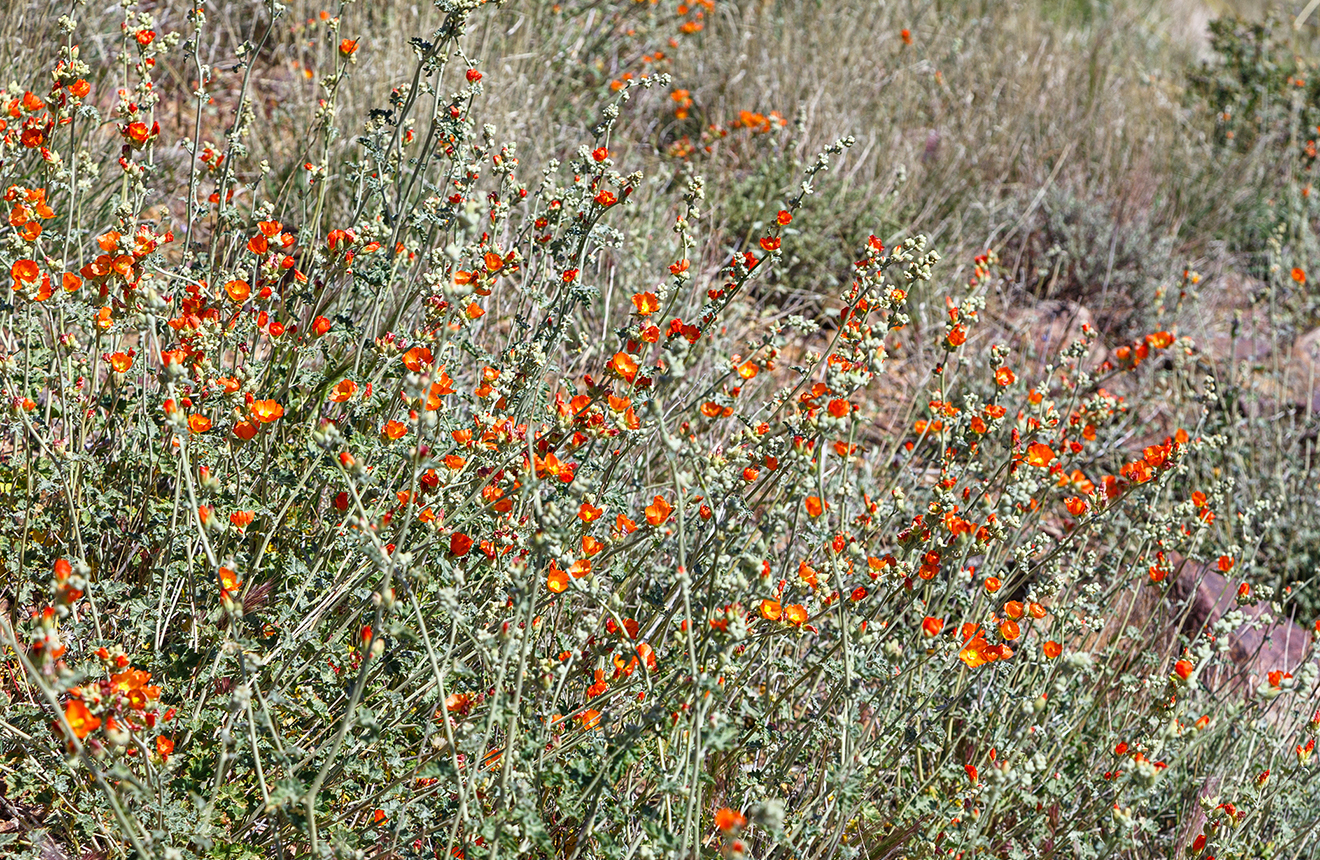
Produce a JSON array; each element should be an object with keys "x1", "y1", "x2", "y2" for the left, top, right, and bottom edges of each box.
[{"x1": 1, "y1": 3, "x2": 1318, "y2": 860}]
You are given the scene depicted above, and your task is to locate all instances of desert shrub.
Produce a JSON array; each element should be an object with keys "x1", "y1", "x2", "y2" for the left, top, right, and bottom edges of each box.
[
  {"x1": 1007, "y1": 186, "x2": 1179, "y2": 338},
  {"x1": 1, "y1": 2, "x2": 1319, "y2": 860},
  {"x1": 1187, "y1": 14, "x2": 1320, "y2": 324}
]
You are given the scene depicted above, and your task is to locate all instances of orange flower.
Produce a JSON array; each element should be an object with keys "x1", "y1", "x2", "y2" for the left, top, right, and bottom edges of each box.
[
  {"x1": 219, "y1": 567, "x2": 241, "y2": 593},
  {"x1": 224, "y1": 279, "x2": 250, "y2": 302},
  {"x1": 804, "y1": 496, "x2": 824, "y2": 517},
  {"x1": 1064, "y1": 497, "x2": 1086, "y2": 516},
  {"x1": 250, "y1": 400, "x2": 283, "y2": 422},
  {"x1": 187, "y1": 414, "x2": 212, "y2": 433},
  {"x1": 547, "y1": 563, "x2": 569, "y2": 593},
  {"x1": 1043, "y1": 640, "x2": 1062, "y2": 658},
  {"x1": 230, "y1": 510, "x2": 254, "y2": 530},
  {"x1": 330, "y1": 379, "x2": 358, "y2": 402},
  {"x1": 1026, "y1": 442, "x2": 1054, "y2": 468},
  {"x1": 994, "y1": 367, "x2": 1015, "y2": 386},
  {"x1": 984, "y1": 576, "x2": 1002, "y2": 593},
  {"x1": 999, "y1": 619, "x2": 1020, "y2": 640},
  {"x1": 382, "y1": 420, "x2": 408, "y2": 440},
  {"x1": 737, "y1": 360, "x2": 758, "y2": 380},
  {"x1": 609, "y1": 351, "x2": 639, "y2": 382},
  {"x1": 959, "y1": 634, "x2": 991, "y2": 668},
  {"x1": 645, "y1": 495, "x2": 673, "y2": 525},
  {"x1": 11, "y1": 258, "x2": 39, "y2": 283},
  {"x1": 339, "y1": 38, "x2": 359, "y2": 56},
  {"x1": 715, "y1": 808, "x2": 747, "y2": 832},
  {"x1": 783, "y1": 604, "x2": 808, "y2": 626},
  {"x1": 109, "y1": 352, "x2": 133, "y2": 373},
  {"x1": 64, "y1": 699, "x2": 100, "y2": 739},
  {"x1": 403, "y1": 346, "x2": 434, "y2": 371},
  {"x1": 1173, "y1": 659, "x2": 1195, "y2": 682},
  {"x1": 578, "y1": 502, "x2": 604, "y2": 522},
  {"x1": 1292, "y1": 267, "x2": 1306, "y2": 284},
  {"x1": 312, "y1": 316, "x2": 331, "y2": 336},
  {"x1": 921, "y1": 616, "x2": 944, "y2": 637},
  {"x1": 233, "y1": 420, "x2": 259, "y2": 441},
  {"x1": 901, "y1": 28, "x2": 913, "y2": 44},
  {"x1": 760, "y1": 599, "x2": 782, "y2": 620},
  {"x1": 450, "y1": 532, "x2": 473, "y2": 556},
  {"x1": 632, "y1": 292, "x2": 660, "y2": 315},
  {"x1": 156, "y1": 735, "x2": 174, "y2": 760},
  {"x1": 777, "y1": 210, "x2": 792, "y2": 225}
]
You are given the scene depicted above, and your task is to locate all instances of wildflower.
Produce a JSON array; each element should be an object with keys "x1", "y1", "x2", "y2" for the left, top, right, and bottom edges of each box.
[
  {"x1": 959, "y1": 634, "x2": 992, "y2": 668},
  {"x1": 645, "y1": 495, "x2": 672, "y2": 525},
  {"x1": 547, "y1": 563, "x2": 569, "y2": 593},
  {"x1": 1043, "y1": 641, "x2": 1062, "y2": 658},
  {"x1": 760, "y1": 599, "x2": 782, "y2": 620},
  {"x1": 156, "y1": 736, "x2": 174, "y2": 760},
  {"x1": 609, "y1": 351, "x2": 639, "y2": 382},
  {"x1": 312, "y1": 316, "x2": 331, "y2": 336},
  {"x1": 1026, "y1": 442, "x2": 1054, "y2": 468},
  {"x1": 339, "y1": 38, "x2": 359, "y2": 57},
  {"x1": 60, "y1": 699, "x2": 99, "y2": 740},
  {"x1": 715, "y1": 808, "x2": 746, "y2": 832},
  {"x1": 466, "y1": 68, "x2": 482, "y2": 83},
  {"x1": 1173, "y1": 659, "x2": 1195, "y2": 683},
  {"x1": 995, "y1": 367, "x2": 1015, "y2": 386},
  {"x1": 632, "y1": 292, "x2": 660, "y2": 315},
  {"x1": 921, "y1": 616, "x2": 943, "y2": 637},
  {"x1": 578, "y1": 502, "x2": 603, "y2": 522},
  {"x1": 783, "y1": 604, "x2": 808, "y2": 625},
  {"x1": 187, "y1": 414, "x2": 212, "y2": 433},
  {"x1": 224, "y1": 279, "x2": 250, "y2": 302},
  {"x1": 1292, "y1": 267, "x2": 1306, "y2": 285},
  {"x1": 901, "y1": 28, "x2": 913, "y2": 44},
  {"x1": 250, "y1": 400, "x2": 283, "y2": 422},
  {"x1": 777, "y1": 210, "x2": 792, "y2": 225},
  {"x1": 450, "y1": 532, "x2": 473, "y2": 556},
  {"x1": 804, "y1": 496, "x2": 824, "y2": 517},
  {"x1": 330, "y1": 379, "x2": 359, "y2": 402},
  {"x1": 219, "y1": 567, "x2": 241, "y2": 594}
]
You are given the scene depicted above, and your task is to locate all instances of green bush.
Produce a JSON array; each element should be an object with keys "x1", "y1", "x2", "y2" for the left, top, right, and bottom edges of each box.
[{"x1": 0, "y1": 2, "x2": 1317, "y2": 860}]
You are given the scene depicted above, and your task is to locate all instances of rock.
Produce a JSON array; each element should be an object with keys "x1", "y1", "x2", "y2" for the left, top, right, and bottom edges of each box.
[
  {"x1": 1291, "y1": 327, "x2": 1320, "y2": 415},
  {"x1": 1166, "y1": 557, "x2": 1312, "y2": 697},
  {"x1": 1003, "y1": 299, "x2": 1104, "y2": 369}
]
